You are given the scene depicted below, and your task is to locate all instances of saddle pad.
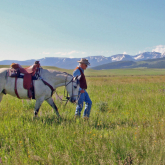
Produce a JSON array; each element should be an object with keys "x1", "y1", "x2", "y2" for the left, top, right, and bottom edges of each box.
[
  {"x1": 8, "y1": 69, "x2": 20, "y2": 77},
  {"x1": 18, "y1": 74, "x2": 38, "y2": 80}
]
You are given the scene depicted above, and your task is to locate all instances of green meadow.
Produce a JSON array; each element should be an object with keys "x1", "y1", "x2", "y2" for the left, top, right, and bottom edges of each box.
[{"x1": 1, "y1": 67, "x2": 165, "y2": 164}]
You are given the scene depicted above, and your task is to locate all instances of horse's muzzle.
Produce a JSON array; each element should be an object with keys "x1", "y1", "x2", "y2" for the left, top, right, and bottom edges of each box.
[{"x1": 70, "y1": 97, "x2": 76, "y2": 103}]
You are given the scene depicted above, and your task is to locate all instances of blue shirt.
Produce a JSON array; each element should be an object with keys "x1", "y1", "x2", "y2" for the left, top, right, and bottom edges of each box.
[{"x1": 73, "y1": 67, "x2": 84, "y2": 91}]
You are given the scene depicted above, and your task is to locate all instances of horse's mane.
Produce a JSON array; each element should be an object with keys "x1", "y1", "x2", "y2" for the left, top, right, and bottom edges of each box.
[{"x1": 41, "y1": 68, "x2": 73, "y2": 77}]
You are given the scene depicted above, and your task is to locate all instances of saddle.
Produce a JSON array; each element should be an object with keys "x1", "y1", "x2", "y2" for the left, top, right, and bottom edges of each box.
[{"x1": 8, "y1": 61, "x2": 41, "y2": 99}]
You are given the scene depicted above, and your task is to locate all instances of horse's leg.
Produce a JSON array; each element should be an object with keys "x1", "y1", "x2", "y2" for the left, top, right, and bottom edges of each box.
[
  {"x1": 0, "y1": 70, "x2": 7, "y2": 103},
  {"x1": 34, "y1": 97, "x2": 45, "y2": 117},
  {"x1": 0, "y1": 93, "x2": 3, "y2": 103},
  {"x1": 46, "y1": 97, "x2": 60, "y2": 117}
]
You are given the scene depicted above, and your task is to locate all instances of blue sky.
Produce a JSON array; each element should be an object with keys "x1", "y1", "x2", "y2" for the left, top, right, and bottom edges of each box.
[{"x1": 0, "y1": 0, "x2": 165, "y2": 61}]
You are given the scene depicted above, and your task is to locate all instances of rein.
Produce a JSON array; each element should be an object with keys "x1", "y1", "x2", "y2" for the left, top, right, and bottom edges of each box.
[{"x1": 40, "y1": 78, "x2": 54, "y2": 96}]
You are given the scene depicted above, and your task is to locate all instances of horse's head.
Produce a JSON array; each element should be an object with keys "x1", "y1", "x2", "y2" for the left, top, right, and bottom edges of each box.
[{"x1": 65, "y1": 76, "x2": 80, "y2": 103}]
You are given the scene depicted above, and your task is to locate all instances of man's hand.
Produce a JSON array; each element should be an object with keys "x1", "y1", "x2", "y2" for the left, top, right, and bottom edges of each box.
[{"x1": 80, "y1": 89, "x2": 85, "y2": 93}]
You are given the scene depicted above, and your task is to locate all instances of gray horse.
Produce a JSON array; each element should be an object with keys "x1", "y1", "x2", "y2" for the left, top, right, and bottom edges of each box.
[{"x1": 0, "y1": 68, "x2": 79, "y2": 117}]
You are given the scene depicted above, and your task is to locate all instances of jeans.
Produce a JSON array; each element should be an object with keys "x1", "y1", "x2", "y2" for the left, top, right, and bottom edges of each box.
[{"x1": 75, "y1": 90, "x2": 92, "y2": 117}]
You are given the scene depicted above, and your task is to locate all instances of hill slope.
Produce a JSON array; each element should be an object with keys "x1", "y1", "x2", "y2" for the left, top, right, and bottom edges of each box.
[{"x1": 91, "y1": 57, "x2": 165, "y2": 70}]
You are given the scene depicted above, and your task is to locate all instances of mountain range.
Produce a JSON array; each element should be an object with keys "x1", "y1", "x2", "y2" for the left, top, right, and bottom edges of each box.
[{"x1": 0, "y1": 52, "x2": 165, "y2": 69}]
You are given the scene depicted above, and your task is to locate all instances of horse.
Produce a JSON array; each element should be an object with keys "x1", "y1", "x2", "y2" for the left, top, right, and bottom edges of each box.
[{"x1": 0, "y1": 67, "x2": 80, "y2": 117}]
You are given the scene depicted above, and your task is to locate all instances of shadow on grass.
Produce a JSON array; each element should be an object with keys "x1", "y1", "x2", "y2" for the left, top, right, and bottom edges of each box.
[
  {"x1": 20, "y1": 112, "x2": 146, "y2": 132},
  {"x1": 20, "y1": 113, "x2": 76, "y2": 126}
]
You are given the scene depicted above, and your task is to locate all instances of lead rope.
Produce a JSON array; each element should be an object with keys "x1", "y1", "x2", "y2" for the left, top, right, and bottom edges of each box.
[{"x1": 54, "y1": 73, "x2": 70, "y2": 106}]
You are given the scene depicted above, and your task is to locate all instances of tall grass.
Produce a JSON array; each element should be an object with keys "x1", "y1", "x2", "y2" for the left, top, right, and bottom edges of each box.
[{"x1": 1, "y1": 76, "x2": 165, "y2": 164}]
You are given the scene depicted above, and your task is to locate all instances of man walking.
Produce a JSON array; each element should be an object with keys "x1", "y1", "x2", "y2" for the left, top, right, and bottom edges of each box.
[{"x1": 73, "y1": 58, "x2": 92, "y2": 119}]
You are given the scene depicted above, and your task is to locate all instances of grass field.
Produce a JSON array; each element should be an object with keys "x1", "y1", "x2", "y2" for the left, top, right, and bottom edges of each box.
[{"x1": 1, "y1": 66, "x2": 165, "y2": 164}]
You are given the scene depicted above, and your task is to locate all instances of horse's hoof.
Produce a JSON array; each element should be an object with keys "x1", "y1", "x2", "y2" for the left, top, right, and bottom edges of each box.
[{"x1": 33, "y1": 115, "x2": 39, "y2": 120}]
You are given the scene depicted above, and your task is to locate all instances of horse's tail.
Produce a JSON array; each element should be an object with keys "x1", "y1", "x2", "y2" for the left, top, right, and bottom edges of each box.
[{"x1": 0, "y1": 68, "x2": 8, "y2": 93}]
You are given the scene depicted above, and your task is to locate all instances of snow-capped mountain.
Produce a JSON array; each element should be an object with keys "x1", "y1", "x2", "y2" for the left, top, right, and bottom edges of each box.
[
  {"x1": 0, "y1": 52, "x2": 164, "y2": 69},
  {"x1": 133, "y1": 52, "x2": 162, "y2": 60},
  {"x1": 111, "y1": 54, "x2": 133, "y2": 62}
]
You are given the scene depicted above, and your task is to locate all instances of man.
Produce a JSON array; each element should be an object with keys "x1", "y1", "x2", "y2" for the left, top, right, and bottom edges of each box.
[{"x1": 73, "y1": 58, "x2": 92, "y2": 119}]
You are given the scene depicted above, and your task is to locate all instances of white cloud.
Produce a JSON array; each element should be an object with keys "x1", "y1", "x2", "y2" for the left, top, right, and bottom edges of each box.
[
  {"x1": 123, "y1": 51, "x2": 127, "y2": 55},
  {"x1": 68, "y1": 50, "x2": 79, "y2": 55},
  {"x1": 42, "y1": 52, "x2": 50, "y2": 55},
  {"x1": 54, "y1": 52, "x2": 67, "y2": 56},
  {"x1": 81, "y1": 52, "x2": 86, "y2": 54},
  {"x1": 54, "y1": 50, "x2": 79, "y2": 56},
  {"x1": 152, "y1": 45, "x2": 165, "y2": 54}
]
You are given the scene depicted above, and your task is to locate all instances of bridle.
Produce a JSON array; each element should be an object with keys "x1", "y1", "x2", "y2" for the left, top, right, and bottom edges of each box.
[
  {"x1": 39, "y1": 70, "x2": 78, "y2": 105},
  {"x1": 55, "y1": 72, "x2": 79, "y2": 106}
]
